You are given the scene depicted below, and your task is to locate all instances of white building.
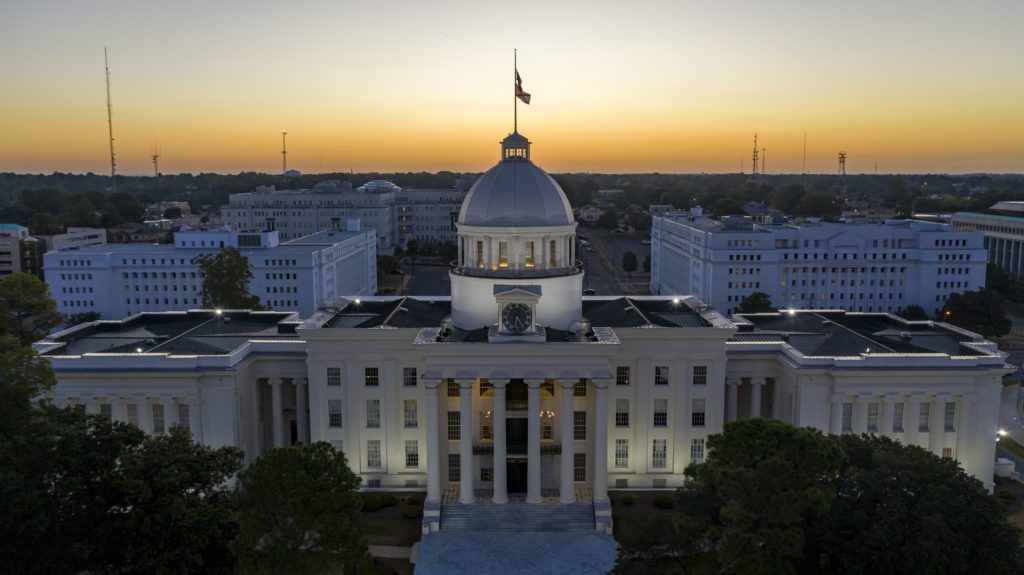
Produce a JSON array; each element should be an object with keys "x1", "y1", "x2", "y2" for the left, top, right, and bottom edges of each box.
[
  {"x1": 651, "y1": 213, "x2": 987, "y2": 318},
  {"x1": 219, "y1": 179, "x2": 468, "y2": 251},
  {"x1": 952, "y1": 206, "x2": 1024, "y2": 277},
  {"x1": 38, "y1": 227, "x2": 107, "y2": 253},
  {"x1": 36, "y1": 130, "x2": 1010, "y2": 537},
  {"x1": 0, "y1": 223, "x2": 43, "y2": 278},
  {"x1": 43, "y1": 226, "x2": 376, "y2": 319}
]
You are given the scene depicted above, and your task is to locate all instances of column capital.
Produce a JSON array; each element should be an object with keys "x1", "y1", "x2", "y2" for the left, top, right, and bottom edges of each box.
[
  {"x1": 292, "y1": 377, "x2": 307, "y2": 387},
  {"x1": 592, "y1": 377, "x2": 611, "y2": 390},
  {"x1": 456, "y1": 378, "x2": 476, "y2": 389},
  {"x1": 829, "y1": 394, "x2": 848, "y2": 403},
  {"x1": 855, "y1": 394, "x2": 874, "y2": 403},
  {"x1": 491, "y1": 379, "x2": 508, "y2": 390},
  {"x1": 524, "y1": 378, "x2": 546, "y2": 388},
  {"x1": 422, "y1": 377, "x2": 441, "y2": 391},
  {"x1": 880, "y1": 393, "x2": 902, "y2": 404},
  {"x1": 726, "y1": 377, "x2": 742, "y2": 387},
  {"x1": 559, "y1": 379, "x2": 576, "y2": 390},
  {"x1": 268, "y1": 378, "x2": 282, "y2": 387},
  {"x1": 907, "y1": 393, "x2": 925, "y2": 403},
  {"x1": 751, "y1": 377, "x2": 767, "y2": 386}
]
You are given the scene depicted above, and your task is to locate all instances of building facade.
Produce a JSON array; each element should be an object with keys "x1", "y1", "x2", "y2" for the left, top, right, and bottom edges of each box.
[
  {"x1": 952, "y1": 207, "x2": 1024, "y2": 277},
  {"x1": 43, "y1": 226, "x2": 376, "y2": 319},
  {"x1": 219, "y1": 179, "x2": 468, "y2": 250},
  {"x1": 37, "y1": 131, "x2": 1009, "y2": 536},
  {"x1": 651, "y1": 213, "x2": 987, "y2": 318},
  {"x1": 0, "y1": 223, "x2": 44, "y2": 278}
]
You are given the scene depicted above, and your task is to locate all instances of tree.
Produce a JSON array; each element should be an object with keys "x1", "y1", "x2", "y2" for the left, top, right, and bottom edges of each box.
[
  {"x1": 64, "y1": 311, "x2": 102, "y2": 328},
  {"x1": 196, "y1": 248, "x2": 264, "y2": 310},
  {"x1": 792, "y1": 192, "x2": 839, "y2": 218},
  {"x1": 109, "y1": 192, "x2": 145, "y2": 223},
  {"x1": 737, "y1": 291, "x2": 776, "y2": 313},
  {"x1": 31, "y1": 212, "x2": 62, "y2": 235},
  {"x1": 770, "y1": 183, "x2": 806, "y2": 214},
  {"x1": 986, "y1": 263, "x2": 1024, "y2": 304},
  {"x1": 896, "y1": 304, "x2": 928, "y2": 321},
  {"x1": 0, "y1": 272, "x2": 62, "y2": 345},
  {"x1": 163, "y1": 206, "x2": 183, "y2": 219},
  {"x1": 622, "y1": 250, "x2": 638, "y2": 278},
  {"x1": 376, "y1": 255, "x2": 399, "y2": 277},
  {"x1": 65, "y1": 198, "x2": 99, "y2": 227},
  {"x1": 597, "y1": 209, "x2": 619, "y2": 230},
  {"x1": 233, "y1": 442, "x2": 372, "y2": 574},
  {"x1": 711, "y1": 197, "x2": 744, "y2": 217},
  {"x1": 0, "y1": 335, "x2": 56, "y2": 438},
  {"x1": 941, "y1": 289, "x2": 1011, "y2": 338},
  {"x1": 821, "y1": 435, "x2": 1023, "y2": 574}
]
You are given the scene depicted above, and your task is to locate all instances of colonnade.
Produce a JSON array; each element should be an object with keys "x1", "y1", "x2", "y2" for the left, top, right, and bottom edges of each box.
[
  {"x1": 256, "y1": 377, "x2": 310, "y2": 452},
  {"x1": 827, "y1": 392, "x2": 969, "y2": 449},
  {"x1": 423, "y1": 376, "x2": 610, "y2": 506},
  {"x1": 724, "y1": 377, "x2": 771, "y2": 421},
  {"x1": 57, "y1": 394, "x2": 203, "y2": 441}
]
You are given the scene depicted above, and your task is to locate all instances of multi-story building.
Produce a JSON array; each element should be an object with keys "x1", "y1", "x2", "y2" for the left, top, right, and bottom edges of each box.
[
  {"x1": 952, "y1": 204, "x2": 1024, "y2": 277},
  {"x1": 37, "y1": 227, "x2": 107, "y2": 252},
  {"x1": 219, "y1": 179, "x2": 468, "y2": 251},
  {"x1": 43, "y1": 226, "x2": 376, "y2": 319},
  {"x1": 651, "y1": 213, "x2": 986, "y2": 318},
  {"x1": 0, "y1": 223, "x2": 44, "y2": 278},
  {"x1": 36, "y1": 130, "x2": 1009, "y2": 543}
]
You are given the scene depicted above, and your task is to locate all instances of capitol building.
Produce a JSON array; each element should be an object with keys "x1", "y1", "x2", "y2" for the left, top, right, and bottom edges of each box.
[{"x1": 37, "y1": 130, "x2": 1010, "y2": 535}]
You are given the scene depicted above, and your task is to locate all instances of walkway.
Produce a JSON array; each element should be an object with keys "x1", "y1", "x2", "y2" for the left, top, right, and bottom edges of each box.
[{"x1": 414, "y1": 532, "x2": 616, "y2": 575}]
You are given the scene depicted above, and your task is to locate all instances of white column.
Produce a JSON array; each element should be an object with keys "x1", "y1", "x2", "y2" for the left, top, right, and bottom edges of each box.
[
  {"x1": 749, "y1": 378, "x2": 764, "y2": 418},
  {"x1": 928, "y1": 395, "x2": 945, "y2": 455},
  {"x1": 854, "y1": 396, "x2": 870, "y2": 434},
  {"x1": 829, "y1": 395, "x2": 845, "y2": 435},
  {"x1": 251, "y1": 379, "x2": 263, "y2": 460},
  {"x1": 271, "y1": 379, "x2": 284, "y2": 448},
  {"x1": 296, "y1": 378, "x2": 310, "y2": 444},
  {"x1": 954, "y1": 394, "x2": 972, "y2": 461},
  {"x1": 526, "y1": 379, "x2": 543, "y2": 504},
  {"x1": 560, "y1": 380, "x2": 576, "y2": 504},
  {"x1": 112, "y1": 397, "x2": 127, "y2": 423},
  {"x1": 492, "y1": 380, "x2": 508, "y2": 504},
  {"x1": 458, "y1": 379, "x2": 474, "y2": 504},
  {"x1": 725, "y1": 378, "x2": 740, "y2": 422},
  {"x1": 880, "y1": 395, "x2": 896, "y2": 436},
  {"x1": 593, "y1": 378, "x2": 610, "y2": 504},
  {"x1": 906, "y1": 395, "x2": 922, "y2": 447},
  {"x1": 425, "y1": 380, "x2": 441, "y2": 504},
  {"x1": 139, "y1": 397, "x2": 154, "y2": 434},
  {"x1": 187, "y1": 397, "x2": 203, "y2": 442},
  {"x1": 82, "y1": 396, "x2": 98, "y2": 414},
  {"x1": 163, "y1": 397, "x2": 178, "y2": 431}
]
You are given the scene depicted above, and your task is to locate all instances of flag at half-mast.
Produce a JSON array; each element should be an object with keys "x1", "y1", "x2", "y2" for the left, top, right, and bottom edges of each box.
[{"x1": 515, "y1": 70, "x2": 531, "y2": 104}]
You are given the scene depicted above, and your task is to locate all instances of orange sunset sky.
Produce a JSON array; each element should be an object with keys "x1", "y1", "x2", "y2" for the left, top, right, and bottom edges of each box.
[{"x1": 1, "y1": 0, "x2": 1022, "y2": 175}]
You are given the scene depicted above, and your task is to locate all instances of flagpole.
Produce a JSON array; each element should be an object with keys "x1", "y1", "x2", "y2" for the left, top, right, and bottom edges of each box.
[{"x1": 514, "y1": 49, "x2": 517, "y2": 133}]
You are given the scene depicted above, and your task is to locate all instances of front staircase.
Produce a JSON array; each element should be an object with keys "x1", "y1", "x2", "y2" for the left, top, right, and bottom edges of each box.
[{"x1": 440, "y1": 501, "x2": 596, "y2": 532}]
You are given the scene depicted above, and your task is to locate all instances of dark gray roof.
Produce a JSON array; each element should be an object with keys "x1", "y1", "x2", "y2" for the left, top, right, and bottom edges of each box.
[
  {"x1": 458, "y1": 161, "x2": 573, "y2": 227},
  {"x1": 326, "y1": 298, "x2": 452, "y2": 329}
]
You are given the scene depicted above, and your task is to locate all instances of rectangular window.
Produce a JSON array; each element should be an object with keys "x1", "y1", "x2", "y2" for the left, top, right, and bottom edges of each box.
[
  {"x1": 691, "y1": 398, "x2": 706, "y2": 427},
  {"x1": 654, "y1": 365, "x2": 669, "y2": 386},
  {"x1": 919, "y1": 403, "x2": 930, "y2": 432},
  {"x1": 841, "y1": 402, "x2": 853, "y2": 433},
  {"x1": 942, "y1": 447, "x2": 954, "y2": 459},
  {"x1": 367, "y1": 440, "x2": 381, "y2": 468},
  {"x1": 364, "y1": 367, "x2": 379, "y2": 387},
  {"x1": 476, "y1": 240, "x2": 484, "y2": 268},
  {"x1": 481, "y1": 412, "x2": 492, "y2": 440},
  {"x1": 892, "y1": 402, "x2": 904, "y2": 433},
  {"x1": 449, "y1": 453, "x2": 461, "y2": 482},
  {"x1": 616, "y1": 366, "x2": 630, "y2": 386},
  {"x1": 615, "y1": 439, "x2": 629, "y2": 468},
  {"x1": 498, "y1": 241, "x2": 508, "y2": 267},
  {"x1": 541, "y1": 417, "x2": 553, "y2": 440},
  {"x1": 99, "y1": 403, "x2": 112, "y2": 420},
  {"x1": 574, "y1": 378, "x2": 587, "y2": 397},
  {"x1": 447, "y1": 379, "x2": 460, "y2": 397},
  {"x1": 692, "y1": 365, "x2": 708, "y2": 386},
  {"x1": 177, "y1": 404, "x2": 190, "y2": 431},
  {"x1": 366, "y1": 400, "x2": 381, "y2": 428},
  {"x1": 653, "y1": 398, "x2": 668, "y2": 427},
  {"x1": 152, "y1": 404, "x2": 165, "y2": 434},
  {"x1": 615, "y1": 399, "x2": 630, "y2": 427},
  {"x1": 573, "y1": 411, "x2": 587, "y2": 440},
  {"x1": 126, "y1": 403, "x2": 139, "y2": 427},
  {"x1": 944, "y1": 401, "x2": 956, "y2": 432},
  {"x1": 480, "y1": 467, "x2": 493, "y2": 482},
  {"x1": 326, "y1": 367, "x2": 341, "y2": 386},
  {"x1": 328, "y1": 399, "x2": 343, "y2": 427},
  {"x1": 404, "y1": 399, "x2": 418, "y2": 428},
  {"x1": 867, "y1": 402, "x2": 879, "y2": 432},
  {"x1": 690, "y1": 438, "x2": 705, "y2": 464},
  {"x1": 652, "y1": 439, "x2": 667, "y2": 468},
  {"x1": 574, "y1": 453, "x2": 586, "y2": 481},
  {"x1": 448, "y1": 411, "x2": 460, "y2": 440},
  {"x1": 403, "y1": 367, "x2": 417, "y2": 387},
  {"x1": 405, "y1": 440, "x2": 419, "y2": 468},
  {"x1": 525, "y1": 241, "x2": 535, "y2": 267},
  {"x1": 549, "y1": 240, "x2": 557, "y2": 267}
]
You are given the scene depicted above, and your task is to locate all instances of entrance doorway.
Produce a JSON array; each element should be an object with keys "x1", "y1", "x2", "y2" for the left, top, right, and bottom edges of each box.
[{"x1": 507, "y1": 458, "x2": 528, "y2": 493}]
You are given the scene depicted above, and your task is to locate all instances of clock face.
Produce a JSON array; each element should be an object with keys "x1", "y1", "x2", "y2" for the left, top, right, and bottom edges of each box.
[{"x1": 502, "y1": 303, "x2": 533, "y2": 333}]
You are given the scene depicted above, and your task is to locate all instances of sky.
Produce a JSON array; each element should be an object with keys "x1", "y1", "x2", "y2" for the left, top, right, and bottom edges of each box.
[{"x1": 1, "y1": 0, "x2": 1022, "y2": 175}]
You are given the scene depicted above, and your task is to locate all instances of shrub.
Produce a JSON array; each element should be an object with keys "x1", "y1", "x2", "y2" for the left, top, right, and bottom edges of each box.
[
  {"x1": 997, "y1": 490, "x2": 1016, "y2": 505},
  {"x1": 402, "y1": 505, "x2": 423, "y2": 519},
  {"x1": 361, "y1": 494, "x2": 397, "y2": 512},
  {"x1": 622, "y1": 495, "x2": 635, "y2": 506},
  {"x1": 653, "y1": 495, "x2": 674, "y2": 510}
]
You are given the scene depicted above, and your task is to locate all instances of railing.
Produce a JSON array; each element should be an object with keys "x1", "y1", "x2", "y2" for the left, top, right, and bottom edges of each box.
[{"x1": 450, "y1": 260, "x2": 584, "y2": 279}]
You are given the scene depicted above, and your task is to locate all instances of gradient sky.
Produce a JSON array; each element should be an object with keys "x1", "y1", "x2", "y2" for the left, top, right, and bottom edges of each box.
[{"x1": 2, "y1": 0, "x2": 1022, "y2": 175}]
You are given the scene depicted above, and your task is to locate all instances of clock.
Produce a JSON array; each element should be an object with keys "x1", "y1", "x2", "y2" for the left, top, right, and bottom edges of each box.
[{"x1": 501, "y1": 303, "x2": 533, "y2": 333}]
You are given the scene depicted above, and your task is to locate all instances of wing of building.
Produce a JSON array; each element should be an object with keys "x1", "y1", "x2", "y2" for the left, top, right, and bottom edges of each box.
[{"x1": 36, "y1": 131, "x2": 1011, "y2": 537}]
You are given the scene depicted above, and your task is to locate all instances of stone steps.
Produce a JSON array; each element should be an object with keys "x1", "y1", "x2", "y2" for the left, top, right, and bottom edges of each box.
[{"x1": 440, "y1": 502, "x2": 596, "y2": 532}]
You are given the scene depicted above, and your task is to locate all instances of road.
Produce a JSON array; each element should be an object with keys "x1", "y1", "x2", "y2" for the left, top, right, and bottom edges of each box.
[{"x1": 407, "y1": 266, "x2": 451, "y2": 297}]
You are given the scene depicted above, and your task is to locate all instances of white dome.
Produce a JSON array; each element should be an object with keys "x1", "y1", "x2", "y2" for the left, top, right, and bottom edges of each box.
[{"x1": 457, "y1": 132, "x2": 573, "y2": 228}]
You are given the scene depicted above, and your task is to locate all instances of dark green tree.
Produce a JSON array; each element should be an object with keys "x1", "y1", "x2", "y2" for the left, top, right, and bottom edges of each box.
[
  {"x1": 711, "y1": 197, "x2": 744, "y2": 217},
  {"x1": 163, "y1": 206, "x2": 183, "y2": 219},
  {"x1": 770, "y1": 183, "x2": 806, "y2": 214},
  {"x1": 0, "y1": 335, "x2": 56, "y2": 438},
  {"x1": 109, "y1": 192, "x2": 145, "y2": 223},
  {"x1": 792, "y1": 192, "x2": 839, "y2": 218},
  {"x1": 31, "y1": 212, "x2": 63, "y2": 235},
  {"x1": 986, "y1": 263, "x2": 1024, "y2": 304},
  {"x1": 821, "y1": 434, "x2": 1023, "y2": 574},
  {"x1": 0, "y1": 272, "x2": 62, "y2": 345},
  {"x1": 597, "y1": 209, "x2": 619, "y2": 230},
  {"x1": 233, "y1": 442, "x2": 372, "y2": 574},
  {"x1": 64, "y1": 311, "x2": 102, "y2": 328},
  {"x1": 622, "y1": 250, "x2": 638, "y2": 278},
  {"x1": 736, "y1": 291, "x2": 776, "y2": 313},
  {"x1": 941, "y1": 289, "x2": 1011, "y2": 338},
  {"x1": 896, "y1": 304, "x2": 928, "y2": 321},
  {"x1": 196, "y1": 248, "x2": 264, "y2": 310},
  {"x1": 65, "y1": 198, "x2": 99, "y2": 227}
]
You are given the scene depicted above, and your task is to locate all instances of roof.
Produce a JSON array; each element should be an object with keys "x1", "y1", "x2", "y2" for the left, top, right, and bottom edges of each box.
[
  {"x1": 325, "y1": 297, "x2": 453, "y2": 329},
  {"x1": 731, "y1": 310, "x2": 987, "y2": 357},
  {"x1": 458, "y1": 161, "x2": 573, "y2": 227},
  {"x1": 40, "y1": 310, "x2": 301, "y2": 356}
]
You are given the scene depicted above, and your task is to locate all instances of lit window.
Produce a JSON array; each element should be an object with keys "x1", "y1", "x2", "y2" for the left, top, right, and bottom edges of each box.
[
  {"x1": 690, "y1": 438, "x2": 705, "y2": 464},
  {"x1": 367, "y1": 440, "x2": 381, "y2": 468},
  {"x1": 655, "y1": 366, "x2": 669, "y2": 386},
  {"x1": 405, "y1": 440, "x2": 419, "y2": 468},
  {"x1": 615, "y1": 439, "x2": 629, "y2": 468},
  {"x1": 366, "y1": 400, "x2": 381, "y2": 428},
  {"x1": 447, "y1": 411, "x2": 460, "y2": 440},
  {"x1": 328, "y1": 400, "x2": 343, "y2": 427},
  {"x1": 652, "y1": 439, "x2": 667, "y2": 468},
  {"x1": 404, "y1": 399, "x2": 418, "y2": 428},
  {"x1": 364, "y1": 367, "x2": 379, "y2": 387},
  {"x1": 615, "y1": 399, "x2": 630, "y2": 427},
  {"x1": 653, "y1": 399, "x2": 668, "y2": 427},
  {"x1": 616, "y1": 366, "x2": 630, "y2": 386},
  {"x1": 691, "y1": 398, "x2": 706, "y2": 427}
]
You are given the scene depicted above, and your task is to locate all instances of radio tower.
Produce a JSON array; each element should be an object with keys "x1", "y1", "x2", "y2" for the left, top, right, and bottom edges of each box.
[
  {"x1": 837, "y1": 150, "x2": 848, "y2": 196},
  {"x1": 751, "y1": 134, "x2": 759, "y2": 176},
  {"x1": 281, "y1": 130, "x2": 288, "y2": 174},
  {"x1": 104, "y1": 48, "x2": 117, "y2": 192},
  {"x1": 151, "y1": 144, "x2": 161, "y2": 177}
]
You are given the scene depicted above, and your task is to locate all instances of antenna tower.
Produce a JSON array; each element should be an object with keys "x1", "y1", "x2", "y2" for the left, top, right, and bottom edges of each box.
[
  {"x1": 104, "y1": 48, "x2": 117, "y2": 192},
  {"x1": 838, "y1": 151, "x2": 847, "y2": 177},
  {"x1": 282, "y1": 130, "x2": 288, "y2": 174},
  {"x1": 802, "y1": 132, "x2": 807, "y2": 175},
  {"x1": 151, "y1": 144, "x2": 161, "y2": 177},
  {"x1": 751, "y1": 134, "x2": 759, "y2": 176},
  {"x1": 761, "y1": 148, "x2": 766, "y2": 175}
]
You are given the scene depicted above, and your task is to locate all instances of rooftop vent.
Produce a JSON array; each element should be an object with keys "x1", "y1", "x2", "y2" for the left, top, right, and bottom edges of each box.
[{"x1": 899, "y1": 331, "x2": 912, "y2": 341}]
